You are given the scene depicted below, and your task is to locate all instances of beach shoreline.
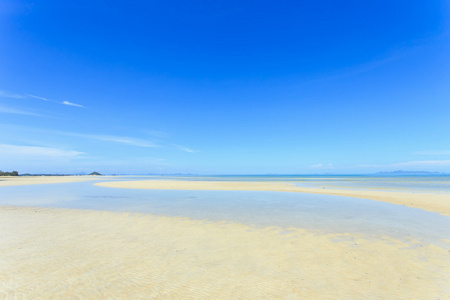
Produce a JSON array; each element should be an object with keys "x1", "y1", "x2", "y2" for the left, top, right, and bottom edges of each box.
[
  {"x1": 0, "y1": 175, "x2": 106, "y2": 187},
  {"x1": 1, "y1": 204, "x2": 449, "y2": 299},
  {"x1": 2, "y1": 175, "x2": 448, "y2": 216},
  {"x1": 1, "y1": 176, "x2": 450, "y2": 298},
  {"x1": 95, "y1": 179, "x2": 450, "y2": 217}
]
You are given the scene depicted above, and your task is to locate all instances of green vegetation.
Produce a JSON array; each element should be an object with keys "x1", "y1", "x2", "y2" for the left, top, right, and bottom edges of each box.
[
  {"x1": 89, "y1": 172, "x2": 102, "y2": 176},
  {"x1": 0, "y1": 171, "x2": 19, "y2": 176}
]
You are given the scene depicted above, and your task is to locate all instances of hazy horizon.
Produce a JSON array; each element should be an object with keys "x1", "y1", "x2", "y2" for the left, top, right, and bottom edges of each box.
[{"x1": 8, "y1": 171, "x2": 450, "y2": 176}]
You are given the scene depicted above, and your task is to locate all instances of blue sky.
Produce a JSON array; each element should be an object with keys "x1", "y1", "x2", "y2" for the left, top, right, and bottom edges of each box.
[{"x1": 1, "y1": 0, "x2": 449, "y2": 174}]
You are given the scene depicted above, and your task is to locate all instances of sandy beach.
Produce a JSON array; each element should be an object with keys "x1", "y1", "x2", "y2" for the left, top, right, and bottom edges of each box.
[
  {"x1": 0, "y1": 175, "x2": 105, "y2": 187},
  {"x1": 1, "y1": 177, "x2": 449, "y2": 299},
  {"x1": 1, "y1": 205, "x2": 449, "y2": 299},
  {"x1": 96, "y1": 179, "x2": 450, "y2": 216}
]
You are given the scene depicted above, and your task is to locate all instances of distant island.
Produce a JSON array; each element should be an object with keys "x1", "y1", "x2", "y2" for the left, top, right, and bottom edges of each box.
[
  {"x1": 376, "y1": 170, "x2": 444, "y2": 175},
  {"x1": 89, "y1": 172, "x2": 102, "y2": 176}
]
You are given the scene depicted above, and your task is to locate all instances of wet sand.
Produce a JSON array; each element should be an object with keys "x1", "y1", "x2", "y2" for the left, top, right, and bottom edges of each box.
[
  {"x1": 0, "y1": 175, "x2": 105, "y2": 187},
  {"x1": 96, "y1": 180, "x2": 450, "y2": 216},
  {"x1": 1, "y1": 177, "x2": 450, "y2": 298},
  {"x1": 1, "y1": 205, "x2": 449, "y2": 299}
]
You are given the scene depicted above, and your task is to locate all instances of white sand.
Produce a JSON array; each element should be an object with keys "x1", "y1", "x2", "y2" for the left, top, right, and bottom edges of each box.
[
  {"x1": 2, "y1": 177, "x2": 450, "y2": 298},
  {"x1": 0, "y1": 175, "x2": 105, "y2": 187},
  {"x1": 1, "y1": 205, "x2": 449, "y2": 299},
  {"x1": 96, "y1": 180, "x2": 450, "y2": 216}
]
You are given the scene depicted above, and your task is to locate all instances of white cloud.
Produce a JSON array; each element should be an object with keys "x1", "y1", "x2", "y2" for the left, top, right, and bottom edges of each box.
[
  {"x1": 72, "y1": 133, "x2": 160, "y2": 148},
  {"x1": 357, "y1": 160, "x2": 450, "y2": 169},
  {"x1": 310, "y1": 163, "x2": 333, "y2": 168},
  {"x1": 414, "y1": 150, "x2": 450, "y2": 155},
  {"x1": 92, "y1": 157, "x2": 168, "y2": 166},
  {"x1": 94, "y1": 135, "x2": 158, "y2": 148},
  {"x1": 0, "y1": 124, "x2": 161, "y2": 148},
  {"x1": 27, "y1": 93, "x2": 85, "y2": 108},
  {"x1": 140, "y1": 129, "x2": 169, "y2": 138},
  {"x1": 25, "y1": 94, "x2": 51, "y2": 101},
  {"x1": 0, "y1": 90, "x2": 25, "y2": 99},
  {"x1": 0, "y1": 144, "x2": 85, "y2": 159},
  {"x1": 0, "y1": 105, "x2": 44, "y2": 117},
  {"x1": 62, "y1": 101, "x2": 84, "y2": 108},
  {"x1": 173, "y1": 144, "x2": 198, "y2": 153},
  {"x1": 393, "y1": 160, "x2": 450, "y2": 167}
]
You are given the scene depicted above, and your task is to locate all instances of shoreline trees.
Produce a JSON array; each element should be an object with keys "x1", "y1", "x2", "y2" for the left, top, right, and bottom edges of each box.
[{"x1": 0, "y1": 171, "x2": 19, "y2": 176}]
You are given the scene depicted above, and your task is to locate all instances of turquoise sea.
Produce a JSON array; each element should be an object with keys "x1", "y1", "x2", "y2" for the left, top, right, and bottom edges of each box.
[{"x1": 1, "y1": 175, "x2": 449, "y2": 246}]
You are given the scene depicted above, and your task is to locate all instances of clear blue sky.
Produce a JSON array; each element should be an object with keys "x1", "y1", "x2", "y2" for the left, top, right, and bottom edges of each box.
[{"x1": 1, "y1": 0, "x2": 449, "y2": 174}]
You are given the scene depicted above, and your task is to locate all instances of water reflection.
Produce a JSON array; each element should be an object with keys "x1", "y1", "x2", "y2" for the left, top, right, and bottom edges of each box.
[{"x1": 0, "y1": 179, "x2": 449, "y2": 247}]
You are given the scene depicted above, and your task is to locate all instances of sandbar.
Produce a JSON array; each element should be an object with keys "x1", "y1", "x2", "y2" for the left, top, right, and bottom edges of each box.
[
  {"x1": 2, "y1": 177, "x2": 450, "y2": 298},
  {"x1": 1, "y1": 205, "x2": 449, "y2": 299},
  {"x1": 0, "y1": 175, "x2": 106, "y2": 187},
  {"x1": 95, "y1": 180, "x2": 450, "y2": 216}
]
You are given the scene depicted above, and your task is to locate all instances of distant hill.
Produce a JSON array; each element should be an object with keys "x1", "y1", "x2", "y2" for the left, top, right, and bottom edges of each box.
[
  {"x1": 89, "y1": 172, "x2": 102, "y2": 176},
  {"x1": 376, "y1": 170, "x2": 444, "y2": 175}
]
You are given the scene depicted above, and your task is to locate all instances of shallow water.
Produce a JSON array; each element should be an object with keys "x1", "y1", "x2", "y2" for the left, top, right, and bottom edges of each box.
[
  {"x1": 130, "y1": 174, "x2": 450, "y2": 192},
  {"x1": 293, "y1": 175, "x2": 450, "y2": 192},
  {"x1": 186, "y1": 174, "x2": 450, "y2": 192},
  {"x1": 1, "y1": 177, "x2": 449, "y2": 247}
]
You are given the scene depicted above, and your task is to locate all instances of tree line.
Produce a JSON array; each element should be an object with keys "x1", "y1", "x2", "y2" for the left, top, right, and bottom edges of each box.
[{"x1": 0, "y1": 171, "x2": 19, "y2": 176}]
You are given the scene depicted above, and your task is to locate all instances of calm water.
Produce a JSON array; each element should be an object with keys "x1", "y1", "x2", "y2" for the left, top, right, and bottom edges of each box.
[
  {"x1": 162, "y1": 174, "x2": 450, "y2": 192},
  {"x1": 125, "y1": 174, "x2": 450, "y2": 192},
  {"x1": 1, "y1": 175, "x2": 449, "y2": 246}
]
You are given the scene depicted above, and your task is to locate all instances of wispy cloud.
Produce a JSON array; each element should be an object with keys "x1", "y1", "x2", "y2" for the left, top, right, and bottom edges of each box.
[
  {"x1": 0, "y1": 124, "x2": 162, "y2": 149},
  {"x1": 70, "y1": 133, "x2": 160, "y2": 148},
  {"x1": 357, "y1": 160, "x2": 450, "y2": 169},
  {"x1": 25, "y1": 94, "x2": 50, "y2": 101},
  {"x1": 140, "y1": 129, "x2": 169, "y2": 138},
  {"x1": 173, "y1": 144, "x2": 198, "y2": 153},
  {"x1": 26, "y1": 93, "x2": 85, "y2": 108},
  {"x1": 0, "y1": 105, "x2": 45, "y2": 117},
  {"x1": 92, "y1": 156, "x2": 168, "y2": 166},
  {"x1": 0, "y1": 144, "x2": 85, "y2": 158},
  {"x1": 0, "y1": 122, "x2": 189, "y2": 151},
  {"x1": 414, "y1": 150, "x2": 450, "y2": 155},
  {"x1": 310, "y1": 163, "x2": 333, "y2": 168},
  {"x1": 393, "y1": 160, "x2": 450, "y2": 167},
  {"x1": 62, "y1": 101, "x2": 85, "y2": 108},
  {"x1": 0, "y1": 90, "x2": 25, "y2": 99}
]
